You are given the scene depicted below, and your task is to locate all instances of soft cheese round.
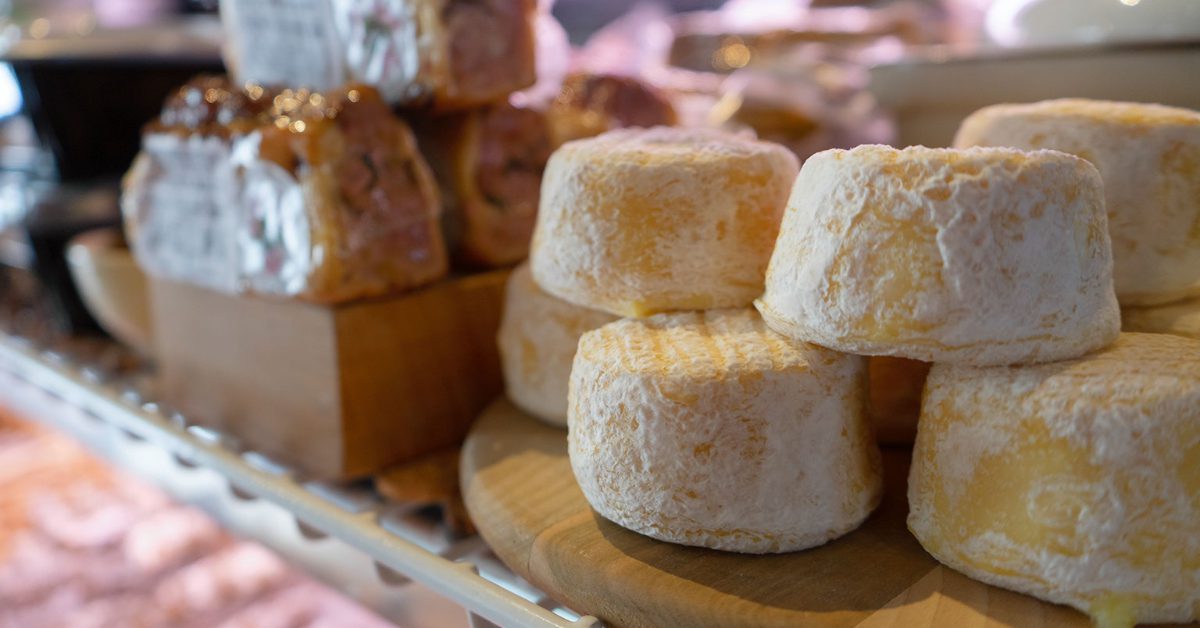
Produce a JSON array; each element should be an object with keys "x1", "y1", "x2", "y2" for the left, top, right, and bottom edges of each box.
[
  {"x1": 568, "y1": 309, "x2": 881, "y2": 554},
  {"x1": 1122, "y1": 295, "x2": 1200, "y2": 340},
  {"x1": 909, "y1": 333, "x2": 1200, "y2": 626},
  {"x1": 756, "y1": 144, "x2": 1120, "y2": 366},
  {"x1": 531, "y1": 126, "x2": 799, "y2": 317},
  {"x1": 497, "y1": 263, "x2": 617, "y2": 426},
  {"x1": 954, "y1": 99, "x2": 1200, "y2": 306}
]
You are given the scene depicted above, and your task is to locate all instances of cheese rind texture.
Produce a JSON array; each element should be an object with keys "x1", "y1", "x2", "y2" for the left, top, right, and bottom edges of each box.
[
  {"x1": 569, "y1": 309, "x2": 881, "y2": 553},
  {"x1": 756, "y1": 144, "x2": 1120, "y2": 366},
  {"x1": 531, "y1": 127, "x2": 799, "y2": 318},
  {"x1": 908, "y1": 333, "x2": 1200, "y2": 626},
  {"x1": 496, "y1": 263, "x2": 617, "y2": 426},
  {"x1": 1121, "y1": 296, "x2": 1200, "y2": 340},
  {"x1": 954, "y1": 99, "x2": 1200, "y2": 306}
]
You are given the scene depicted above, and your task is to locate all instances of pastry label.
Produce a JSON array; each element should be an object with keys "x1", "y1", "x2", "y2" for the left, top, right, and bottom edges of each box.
[
  {"x1": 124, "y1": 133, "x2": 240, "y2": 293},
  {"x1": 221, "y1": 0, "x2": 345, "y2": 90}
]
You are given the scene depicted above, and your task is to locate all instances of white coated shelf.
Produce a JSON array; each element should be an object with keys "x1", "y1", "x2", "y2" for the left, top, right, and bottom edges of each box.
[{"x1": 0, "y1": 332, "x2": 601, "y2": 628}]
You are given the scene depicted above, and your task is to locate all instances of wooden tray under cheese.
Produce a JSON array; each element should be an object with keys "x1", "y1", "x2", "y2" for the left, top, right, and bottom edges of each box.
[{"x1": 461, "y1": 398, "x2": 1127, "y2": 628}]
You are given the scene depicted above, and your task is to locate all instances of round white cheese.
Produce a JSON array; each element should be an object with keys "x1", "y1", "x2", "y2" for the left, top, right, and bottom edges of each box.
[
  {"x1": 568, "y1": 309, "x2": 881, "y2": 554},
  {"x1": 756, "y1": 144, "x2": 1120, "y2": 366},
  {"x1": 497, "y1": 263, "x2": 617, "y2": 426},
  {"x1": 954, "y1": 99, "x2": 1200, "y2": 306},
  {"x1": 531, "y1": 127, "x2": 798, "y2": 318},
  {"x1": 908, "y1": 332, "x2": 1200, "y2": 626}
]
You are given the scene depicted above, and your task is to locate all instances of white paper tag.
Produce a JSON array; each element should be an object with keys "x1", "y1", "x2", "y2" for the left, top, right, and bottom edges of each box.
[
  {"x1": 228, "y1": 132, "x2": 313, "y2": 298},
  {"x1": 221, "y1": 0, "x2": 346, "y2": 90},
  {"x1": 124, "y1": 133, "x2": 241, "y2": 294}
]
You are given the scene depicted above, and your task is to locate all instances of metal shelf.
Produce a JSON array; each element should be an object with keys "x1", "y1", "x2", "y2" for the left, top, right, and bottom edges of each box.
[{"x1": 0, "y1": 332, "x2": 600, "y2": 628}]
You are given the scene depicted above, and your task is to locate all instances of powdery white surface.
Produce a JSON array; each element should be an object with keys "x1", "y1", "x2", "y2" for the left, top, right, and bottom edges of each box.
[
  {"x1": 568, "y1": 309, "x2": 881, "y2": 554},
  {"x1": 530, "y1": 126, "x2": 798, "y2": 317},
  {"x1": 1121, "y1": 295, "x2": 1200, "y2": 340},
  {"x1": 757, "y1": 144, "x2": 1120, "y2": 366},
  {"x1": 955, "y1": 99, "x2": 1200, "y2": 306},
  {"x1": 496, "y1": 263, "x2": 617, "y2": 426},
  {"x1": 908, "y1": 333, "x2": 1200, "y2": 625}
]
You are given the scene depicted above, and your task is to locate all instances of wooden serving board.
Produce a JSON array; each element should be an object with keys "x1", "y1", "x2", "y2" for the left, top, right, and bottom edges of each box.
[{"x1": 461, "y1": 398, "x2": 1096, "y2": 628}]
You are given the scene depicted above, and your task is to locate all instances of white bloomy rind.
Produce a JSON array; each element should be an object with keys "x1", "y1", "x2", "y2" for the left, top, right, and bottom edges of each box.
[
  {"x1": 568, "y1": 309, "x2": 881, "y2": 554},
  {"x1": 757, "y1": 144, "x2": 1120, "y2": 366},
  {"x1": 954, "y1": 99, "x2": 1200, "y2": 306},
  {"x1": 497, "y1": 263, "x2": 617, "y2": 426},
  {"x1": 531, "y1": 126, "x2": 798, "y2": 318},
  {"x1": 908, "y1": 332, "x2": 1200, "y2": 625}
]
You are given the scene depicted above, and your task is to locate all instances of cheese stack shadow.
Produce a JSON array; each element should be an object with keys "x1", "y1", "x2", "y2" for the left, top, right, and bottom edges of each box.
[
  {"x1": 755, "y1": 137, "x2": 1197, "y2": 625},
  {"x1": 500, "y1": 126, "x2": 892, "y2": 554}
]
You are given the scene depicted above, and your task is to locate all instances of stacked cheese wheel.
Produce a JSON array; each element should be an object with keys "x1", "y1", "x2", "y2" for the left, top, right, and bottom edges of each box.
[
  {"x1": 882, "y1": 99, "x2": 1198, "y2": 627},
  {"x1": 504, "y1": 127, "x2": 891, "y2": 553},
  {"x1": 497, "y1": 101, "x2": 1200, "y2": 625}
]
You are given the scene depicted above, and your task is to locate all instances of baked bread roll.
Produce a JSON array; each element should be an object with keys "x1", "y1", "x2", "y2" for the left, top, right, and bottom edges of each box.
[
  {"x1": 756, "y1": 145, "x2": 1120, "y2": 366},
  {"x1": 909, "y1": 332, "x2": 1200, "y2": 627},
  {"x1": 954, "y1": 99, "x2": 1200, "y2": 306},
  {"x1": 220, "y1": 0, "x2": 536, "y2": 110},
  {"x1": 546, "y1": 72, "x2": 678, "y2": 146},
  {"x1": 414, "y1": 104, "x2": 554, "y2": 267},
  {"x1": 497, "y1": 263, "x2": 616, "y2": 426},
  {"x1": 1122, "y1": 296, "x2": 1200, "y2": 340},
  {"x1": 123, "y1": 77, "x2": 447, "y2": 303},
  {"x1": 867, "y1": 357, "x2": 929, "y2": 445},
  {"x1": 569, "y1": 309, "x2": 881, "y2": 553},
  {"x1": 532, "y1": 127, "x2": 798, "y2": 317}
]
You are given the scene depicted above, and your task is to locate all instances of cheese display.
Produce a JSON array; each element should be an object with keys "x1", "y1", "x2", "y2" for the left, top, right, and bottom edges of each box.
[
  {"x1": 954, "y1": 99, "x2": 1200, "y2": 306},
  {"x1": 531, "y1": 127, "x2": 799, "y2": 318},
  {"x1": 908, "y1": 333, "x2": 1200, "y2": 626},
  {"x1": 569, "y1": 309, "x2": 881, "y2": 554},
  {"x1": 756, "y1": 145, "x2": 1120, "y2": 366},
  {"x1": 415, "y1": 104, "x2": 554, "y2": 267},
  {"x1": 497, "y1": 263, "x2": 616, "y2": 426},
  {"x1": 867, "y1": 357, "x2": 930, "y2": 445},
  {"x1": 1122, "y1": 296, "x2": 1200, "y2": 340},
  {"x1": 122, "y1": 76, "x2": 447, "y2": 303},
  {"x1": 546, "y1": 72, "x2": 679, "y2": 146},
  {"x1": 219, "y1": 0, "x2": 537, "y2": 110}
]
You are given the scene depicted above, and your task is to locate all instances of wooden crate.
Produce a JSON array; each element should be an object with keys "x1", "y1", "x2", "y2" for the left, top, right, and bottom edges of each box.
[{"x1": 152, "y1": 271, "x2": 507, "y2": 478}]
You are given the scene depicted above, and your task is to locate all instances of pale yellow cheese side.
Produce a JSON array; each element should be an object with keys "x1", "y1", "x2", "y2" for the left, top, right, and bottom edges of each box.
[
  {"x1": 1121, "y1": 295, "x2": 1200, "y2": 340},
  {"x1": 496, "y1": 263, "x2": 617, "y2": 426},
  {"x1": 569, "y1": 309, "x2": 881, "y2": 554},
  {"x1": 531, "y1": 127, "x2": 799, "y2": 318},
  {"x1": 909, "y1": 333, "x2": 1200, "y2": 626},
  {"x1": 954, "y1": 99, "x2": 1200, "y2": 306}
]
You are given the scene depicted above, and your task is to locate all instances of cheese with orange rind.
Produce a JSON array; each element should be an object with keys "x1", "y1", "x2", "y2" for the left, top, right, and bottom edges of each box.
[
  {"x1": 568, "y1": 309, "x2": 881, "y2": 554},
  {"x1": 954, "y1": 99, "x2": 1200, "y2": 306},
  {"x1": 756, "y1": 145, "x2": 1120, "y2": 366},
  {"x1": 908, "y1": 332, "x2": 1200, "y2": 627},
  {"x1": 497, "y1": 263, "x2": 617, "y2": 426},
  {"x1": 531, "y1": 127, "x2": 798, "y2": 318}
]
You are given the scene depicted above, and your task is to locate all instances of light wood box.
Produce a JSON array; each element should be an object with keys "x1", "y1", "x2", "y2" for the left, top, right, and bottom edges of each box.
[{"x1": 151, "y1": 270, "x2": 508, "y2": 479}]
